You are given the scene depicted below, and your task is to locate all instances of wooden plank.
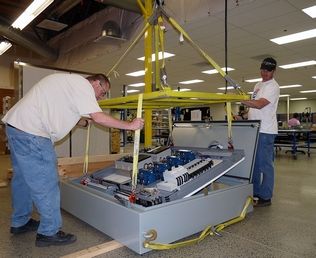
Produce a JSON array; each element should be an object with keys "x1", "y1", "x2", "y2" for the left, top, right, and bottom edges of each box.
[
  {"x1": 57, "y1": 154, "x2": 131, "y2": 178},
  {"x1": 58, "y1": 153, "x2": 129, "y2": 166},
  {"x1": 60, "y1": 240, "x2": 123, "y2": 258},
  {"x1": 0, "y1": 181, "x2": 8, "y2": 188},
  {"x1": 58, "y1": 161, "x2": 115, "y2": 178}
]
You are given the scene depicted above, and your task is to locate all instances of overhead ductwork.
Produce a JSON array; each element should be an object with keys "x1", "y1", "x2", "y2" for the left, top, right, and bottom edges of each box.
[
  {"x1": 0, "y1": 21, "x2": 58, "y2": 60},
  {"x1": 94, "y1": 0, "x2": 142, "y2": 14}
]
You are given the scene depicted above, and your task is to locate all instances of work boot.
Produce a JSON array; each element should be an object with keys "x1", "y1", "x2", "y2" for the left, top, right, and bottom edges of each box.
[
  {"x1": 35, "y1": 230, "x2": 77, "y2": 247},
  {"x1": 253, "y1": 197, "x2": 271, "y2": 207},
  {"x1": 10, "y1": 219, "x2": 39, "y2": 234}
]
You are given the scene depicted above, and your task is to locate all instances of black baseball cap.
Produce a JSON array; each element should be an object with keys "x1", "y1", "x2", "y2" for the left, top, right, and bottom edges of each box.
[{"x1": 260, "y1": 57, "x2": 277, "y2": 71}]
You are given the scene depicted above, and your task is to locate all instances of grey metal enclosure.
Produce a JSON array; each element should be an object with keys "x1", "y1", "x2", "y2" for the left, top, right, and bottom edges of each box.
[{"x1": 60, "y1": 120, "x2": 260, "y2": 254}]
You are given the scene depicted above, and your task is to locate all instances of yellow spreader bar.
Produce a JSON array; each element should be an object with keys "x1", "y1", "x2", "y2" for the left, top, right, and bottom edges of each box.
[{"x1": 99, "y1": 89, "x2": 249, "y2": 110}]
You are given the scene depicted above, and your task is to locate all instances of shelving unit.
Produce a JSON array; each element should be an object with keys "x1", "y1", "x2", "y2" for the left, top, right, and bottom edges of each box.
[{"x1": 152, "y1": 110, "x2": 169, "y2": 146}]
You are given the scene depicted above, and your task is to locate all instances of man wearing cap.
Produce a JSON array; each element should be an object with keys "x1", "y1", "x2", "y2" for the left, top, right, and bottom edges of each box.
[{"x1": 242, "y1": 57, "x2": 280, "y2": 207}]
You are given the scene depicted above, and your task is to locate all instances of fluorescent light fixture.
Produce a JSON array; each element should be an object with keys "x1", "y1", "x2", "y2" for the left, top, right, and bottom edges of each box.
[
  {"x1": 279, "y1": 94, "x2": 290, "y2": 97},
  {"x1": 14, "y1": 60, "x2": 27, "y2": 66},
  {"x1": 279, "y1": 60, "x2": 316, "y2": 69},
  {"x1": 202, "y1": 67, "x2": 235, "y2": 74},
  {"x1": 302, "y1": 5, "x2": 316, "y2": 18},
  {"x1": 179, "y1": 79, "x2": 204, "y2": 85},
  {"x1": 270, "y1": 28, "x2": 316, "y2": 45},
  {"x1": 300, "y1": 90, "x2": 316, "y2": 93},
  {"x1": 290, "y1": 97, "x2": 307, "y2": 101},
  {"x1": 218, "y1": 86, "x2": 235, "y2": 90},
  {"x1": 137, "y1": 52, "x2": 175, "y2": 61},
  {"x1": 0, "y1": 42, "x2": 12, "y2": 55},
  {"x1": 126, "y1": 70, "x2": 145, "y2": 77},
  {"x1": 127, "y1": 82, "x2": 145, "y2": 87},
  {"x1": 126, "y1": 89, "x2": 140, "y2": 93},
  {"x1": 245, "y1": 78, "x2": 261, "y2": 83},
  {"x1": 173, "y1": 88, "x2": 191, "y2": 92},
  {"x1": 247, "y1": 92, "x2": 253, "y2": 94},
  {"x1": 279, "y1": 84, "x2": 302, "y2": 89},
  {"x1": 12, "y1": 0, "x2": 54, "y2": 30},
  {"x1": 312, "y1": 76, "x2": 316, "y2": 79}
]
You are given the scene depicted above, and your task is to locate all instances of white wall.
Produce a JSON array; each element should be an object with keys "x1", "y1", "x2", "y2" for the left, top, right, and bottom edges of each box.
[
  {"x1": 210, "y1": 103, "x2": 240, "y2": 120},
  {"x1": 278, "y1": 99, "x2": 316, "y2": 114}
]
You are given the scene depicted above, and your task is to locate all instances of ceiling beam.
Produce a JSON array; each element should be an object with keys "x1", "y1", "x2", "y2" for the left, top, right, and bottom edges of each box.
[
  {"x1": 0, "y1": 20, "x2": 58, "y2": 60},
  {"x1": 94, "y1": 0, "x2": 142, "y2": 14}
]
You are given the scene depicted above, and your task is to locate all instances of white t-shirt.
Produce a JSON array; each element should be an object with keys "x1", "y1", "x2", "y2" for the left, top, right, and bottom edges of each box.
[
  {"x1": 2, "y1": 73, "x2": 102, "y2": 142},
  {"x1": 248, "y1": 78, "x2": 280, "y2": 134}
]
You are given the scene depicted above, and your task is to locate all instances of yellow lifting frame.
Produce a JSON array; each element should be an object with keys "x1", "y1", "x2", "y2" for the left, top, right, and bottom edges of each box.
[
  {"x1": 99, "y1": 88, "x2": 248, "y2": 109},
  {"x1": 105, "y1": 1, "x2": 250, "y2": 148}
]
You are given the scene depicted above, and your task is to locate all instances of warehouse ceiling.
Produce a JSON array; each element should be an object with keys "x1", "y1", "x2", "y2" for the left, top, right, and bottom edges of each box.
[{"x1": 1, "y1": 0, "x2": 316, "y2": 102}]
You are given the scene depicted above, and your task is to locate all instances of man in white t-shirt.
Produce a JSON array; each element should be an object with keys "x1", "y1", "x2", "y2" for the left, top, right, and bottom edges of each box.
[
  {"x1": 2, "y1": 73, "x2": 144, "y2": 247},
  {"x1": 242, "y1": 57, "x2": 280, "y2": 207}
]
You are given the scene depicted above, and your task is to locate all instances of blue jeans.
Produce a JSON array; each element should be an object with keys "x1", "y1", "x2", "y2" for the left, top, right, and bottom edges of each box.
[
  {"x1": 252, "y1": 133, "x2": 276, "y2": 200},
  {"x1": 6, "y1": 126, "x2": 61, "y2": 235}
]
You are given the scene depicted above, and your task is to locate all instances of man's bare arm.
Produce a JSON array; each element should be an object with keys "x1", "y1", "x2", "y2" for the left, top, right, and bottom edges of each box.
[
  {"x1": 90, "y1": 112, "x2": 144, "y2": 130},
  {"x1": 241, "y1": 98, "x2": 270, "y2": 109}
]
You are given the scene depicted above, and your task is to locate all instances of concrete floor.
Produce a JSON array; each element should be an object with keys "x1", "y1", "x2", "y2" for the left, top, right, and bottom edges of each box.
[{"x1": 1, "y1": 149, "x2": 316, "y2": 258}]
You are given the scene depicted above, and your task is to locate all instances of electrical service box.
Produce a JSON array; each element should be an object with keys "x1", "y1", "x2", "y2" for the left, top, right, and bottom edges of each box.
[{"x1": 60, "y1": 120, "x2": 260, "y2": 254}]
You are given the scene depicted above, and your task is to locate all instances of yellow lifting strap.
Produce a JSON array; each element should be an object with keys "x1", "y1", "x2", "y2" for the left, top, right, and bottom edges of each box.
[
  {"x1": 143, "y1": 196, "x2": 253, "y2": 250},
  {"x1": 226, "y1": 102, "x2": 234, "y2": 149},
  {"x1": 160, "y1": 10, "x2": 245, "y2": 95},
  {"x1": 83, "y1": 122, "x2": 91, "y2": 176},
  {"x1": 131, "y1": 94, "x2": 143, "y2": 191},
  {"x1": 158, "y1": 16, "x2": 166, "y2": 69},
  {"x1": 107, "y1": 23, "x2": 150, "y2": 78},
  {"x1": 136, "y1": 0, "x2": 146, "y2": 16}
]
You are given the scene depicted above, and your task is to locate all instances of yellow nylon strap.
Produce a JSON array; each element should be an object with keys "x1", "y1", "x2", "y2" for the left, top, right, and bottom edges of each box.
[
  {"x1": 136, "y1": 0, "x2": 147, "y2": 16},
  {"x1": 226, "y1": 102, "x2": 233, "y2": 149},
  {"x1": 168, "y1": 17, "x2": 226, "y2": 78},
  {"x1": 214, "y1": 196, "x2": 253, "y2": 233},
  {"x1": 154, "y1": 24, "x2": 161, "y2": 90},
  {"x1": 83, "y1": 123, "x2": 91, "y2": 176},
  {"x1": 166, "y1": 16, "x2": 245, "y2": 95},
  {"x1": 107, "y1": 23, "x2": 150, "y2": 77},
  {"x1": 144, "y1": 196, "x2": 253, "y2": 250},
  {"x1": 144, "y1": 226, "x2": 213, "y2": 250},
  {"x1": 131, "y1": 94, "x2": 143, "y2": 190},
  {"x1": 158, "y1": 17, "x2": 165, "y2": 68}
]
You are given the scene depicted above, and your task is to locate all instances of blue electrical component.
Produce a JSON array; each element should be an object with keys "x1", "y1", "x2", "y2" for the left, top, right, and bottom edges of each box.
[
  {"x1": 138, "y1": 151, "x2": 198, "y2": 186},
  {"x1": 153, "y1": 162, "x2": 168, "y2": 180},
  {"x1": 138, "y1": 162, "x2": 168, "y2": 185},
  {"x1": 166, "y1": 156, "x2": 182, "y2": 169},
  {"x1": 138, "y1": 168, "x2": 157, "y2": 185},
  {"x1": 176, "y1": 150, "x2": 196, "y2": 164}
]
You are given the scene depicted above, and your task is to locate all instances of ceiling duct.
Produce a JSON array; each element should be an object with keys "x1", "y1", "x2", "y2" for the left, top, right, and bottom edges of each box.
[
  {"x1": 94, "y1": 0, "x2": 142, "y2": 14},
  {"x1": 0, "y1": 21, "x2": 58, "y2": 60},
  {"x1": 50, "y1": 0, "x2": 82, "y2": 18},
  {"x1": 102, "y1": 20, "x2": 122, "y2": 38},
  {"x1": 95, "y1": 20, "x2": 126, "y2": 42}
]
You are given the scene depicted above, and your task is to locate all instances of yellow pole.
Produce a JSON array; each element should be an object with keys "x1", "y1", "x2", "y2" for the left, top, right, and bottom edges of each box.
[{"x1": 144, "y1": 0, "x2": 153, "y2": 148}]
